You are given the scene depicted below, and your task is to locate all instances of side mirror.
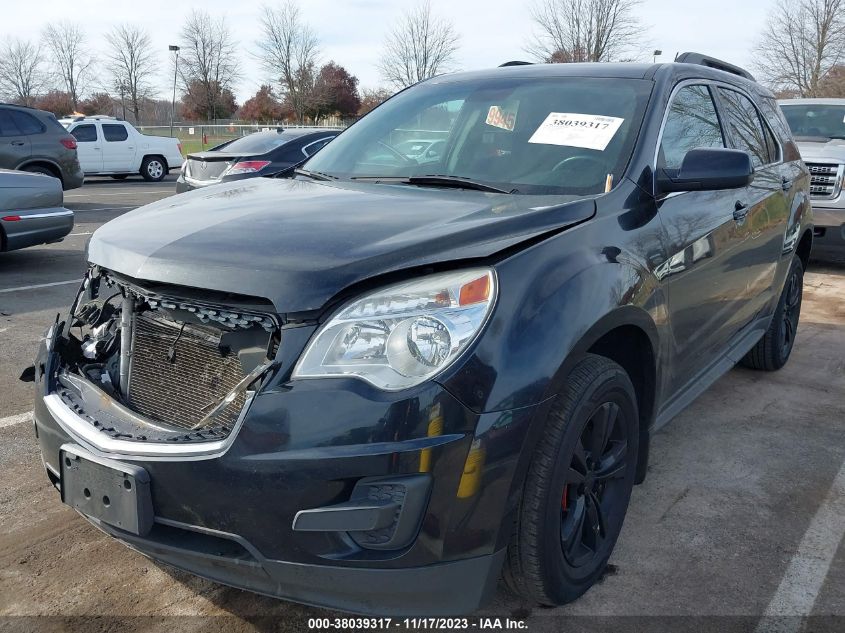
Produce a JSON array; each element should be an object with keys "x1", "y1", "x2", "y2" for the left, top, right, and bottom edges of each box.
[{"x1": 656, "y1": 148, "x2": 753, "y2": 194}]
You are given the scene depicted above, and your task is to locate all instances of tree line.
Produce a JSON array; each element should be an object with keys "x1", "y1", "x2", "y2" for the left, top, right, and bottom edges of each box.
[{"x1": 0, "y1": 0, "x2": 844, "y2": 126}]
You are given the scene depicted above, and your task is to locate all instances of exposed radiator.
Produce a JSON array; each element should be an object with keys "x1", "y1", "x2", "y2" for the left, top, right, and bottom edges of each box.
[{"x1": 127, "y1": 313, "x2": 247, "y2": 433}]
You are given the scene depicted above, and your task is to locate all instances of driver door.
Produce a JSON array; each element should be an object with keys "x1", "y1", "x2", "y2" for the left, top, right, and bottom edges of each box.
[{"x1": 656, "y1": 83, "x2": 753, "y2": 395}]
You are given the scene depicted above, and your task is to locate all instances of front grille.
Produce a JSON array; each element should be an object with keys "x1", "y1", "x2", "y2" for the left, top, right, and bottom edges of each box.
[
  {"x1": 127, "y1": 313, "x2": 247, "y2": 433},
  {"x1": 186, "y1": 158, "x2": 231, "y2": 182},
  {"x1": 806, "y1": 162, "x2": 843, "y2": 199}
]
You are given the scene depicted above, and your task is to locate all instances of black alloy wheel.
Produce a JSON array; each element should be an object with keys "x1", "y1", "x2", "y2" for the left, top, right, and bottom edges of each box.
[{"x1": 504, "y1": 354, "x2": 639, "y2": 605}]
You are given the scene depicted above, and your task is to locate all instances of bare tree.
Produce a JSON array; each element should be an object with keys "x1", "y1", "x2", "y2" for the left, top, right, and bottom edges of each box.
[
  {"x1": 256, "y1": 2, "x2": 320, "y2": 123},
  {"x1": 754, "y1": 0, "x2": 845, "y2": 97},
  {"x1": 179, "y1": 9, "x2": 240, "y2": 121},
  {"x1": 0, "y1": 38, "x2": 47, "y2": 106},
  {"x1": 378, "y1": 0, "x2": 460, "y2": 89},
  {"x1": 527, "y1": 0, "x2": 644, "y2": 63},
  {"x1": 104, "y1": 25, "x2": 157, "y2": 123},
  {"x1": 42, "y1": 22, "x2": 93, "y2": 110}
]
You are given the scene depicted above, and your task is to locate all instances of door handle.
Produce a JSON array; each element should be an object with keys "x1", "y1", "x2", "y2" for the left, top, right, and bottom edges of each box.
[
  {"x1": 10, "y1": 140, "x2": 25, "y2": 146},
  {"x1": 781, "y1": 177, "x2": 792, "y2": 191},
  {"x1": 733, "y1": 200, "x2": 748, "y2": 222}
]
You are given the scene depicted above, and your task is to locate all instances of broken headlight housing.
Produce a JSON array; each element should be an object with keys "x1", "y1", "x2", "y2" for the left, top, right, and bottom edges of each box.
[{"x1": 293, "y1": 268, "x2": 497, "y2": 391}]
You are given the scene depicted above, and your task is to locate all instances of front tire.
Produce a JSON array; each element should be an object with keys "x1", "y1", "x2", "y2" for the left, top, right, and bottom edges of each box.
[
  {"x1": 740, "y1": 256, "x2": 803, "y2": 371},
  {"x1": 503, "y1": 354, "x2": 639, "y2": 605},
  {"x1": 140, "y1": 156, "x2": 166, "y2": 182}
]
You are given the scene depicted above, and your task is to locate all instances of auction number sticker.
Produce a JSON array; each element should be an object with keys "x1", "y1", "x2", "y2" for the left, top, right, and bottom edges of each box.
[{"x1": 528, "y1": 112, "x2": 624, "y2": 151}]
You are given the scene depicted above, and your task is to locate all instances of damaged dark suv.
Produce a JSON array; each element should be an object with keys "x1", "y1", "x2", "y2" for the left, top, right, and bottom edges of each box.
[{"x1": 33, "y1": 54, "x2": 812, "y2": 615}]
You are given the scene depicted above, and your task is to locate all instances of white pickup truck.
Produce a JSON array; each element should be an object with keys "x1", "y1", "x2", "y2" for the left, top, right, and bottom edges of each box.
[{"x1": 59, "y1": 116, "x2": 183, "y2": 182}]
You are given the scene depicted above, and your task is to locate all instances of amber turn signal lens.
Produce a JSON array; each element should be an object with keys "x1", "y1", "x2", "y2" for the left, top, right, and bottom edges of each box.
[{"x1": 459, "y1": 275, "x2": 491, "y2": 306}]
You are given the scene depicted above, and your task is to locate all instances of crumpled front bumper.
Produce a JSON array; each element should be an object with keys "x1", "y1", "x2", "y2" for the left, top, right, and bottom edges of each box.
[{"x1": 33, "y1": 331, "x2": 539, "y2": 615}]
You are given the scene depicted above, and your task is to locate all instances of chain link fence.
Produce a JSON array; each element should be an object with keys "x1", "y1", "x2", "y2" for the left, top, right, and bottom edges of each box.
[{"x1": 137, "y1": 122, "x2": 351, "y2": 155}]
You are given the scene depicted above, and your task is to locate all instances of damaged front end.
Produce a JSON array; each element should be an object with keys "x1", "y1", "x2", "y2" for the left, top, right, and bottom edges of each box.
[{"x1": 46, "y1": 266, "x2": 281, "y2": 453}]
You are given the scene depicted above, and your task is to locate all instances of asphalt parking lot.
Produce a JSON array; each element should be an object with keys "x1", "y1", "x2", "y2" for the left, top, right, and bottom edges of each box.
[{"x1": 1, "y1": 177, "x2": 844, "y2": 632}]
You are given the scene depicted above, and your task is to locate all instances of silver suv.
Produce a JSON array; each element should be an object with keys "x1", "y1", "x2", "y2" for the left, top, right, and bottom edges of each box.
[{"x1": 780, "y1": 98, "x2": 845, "y2": 259}]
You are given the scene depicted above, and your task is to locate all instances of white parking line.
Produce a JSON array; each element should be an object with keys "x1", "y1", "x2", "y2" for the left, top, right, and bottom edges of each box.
[
  {"x1": 0, "y1": 279, "x2": 79, "y2": 294},
  {"x1": 68, "y1": 232, "x2": 93, "y2": 236},
  {"x1": 757, "y1": 458, "x2": 845, "y2": 630},
  {"x1": 0, "y1": 411, "x2": 32, "y2": 429}
]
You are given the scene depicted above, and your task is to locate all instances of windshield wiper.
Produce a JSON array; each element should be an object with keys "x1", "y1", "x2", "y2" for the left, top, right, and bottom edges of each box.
[
  {"x1": 407, "y1": 175, "x2": 513, "y2": 194},
  {"x1": 293, "y1": 168, "x2": 337, "y2": 181},
  {"x1": 350, "y1": 174, "x2": 513, "y2": 194}
]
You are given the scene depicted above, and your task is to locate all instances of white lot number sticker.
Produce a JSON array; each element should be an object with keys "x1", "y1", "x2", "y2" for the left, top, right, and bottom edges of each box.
[
  {"x1": 528, "y1": 113, "x2": 624, "y2": 151},
  {"x1": 486, "y1": 105, "x2": 517, "y2": 131}
]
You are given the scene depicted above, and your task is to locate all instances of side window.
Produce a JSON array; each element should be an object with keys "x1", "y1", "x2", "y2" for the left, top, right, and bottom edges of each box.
[
  {"x1": 10, "y1": 111, "x2": 44, "y2": 135},
  {"x1": 0, "y1": 111, "x2": 22, "y2": 137},
  {"x1": 659, "y1": 85, "x2": 725, "y2": 170},
  {"x1": 102, "y1": 124, "x2": 128, "y2": 142},
  {"x1": 72, "y1": 124, "x2": 98, "y2": 143},
  {"x1": 302, "y1": 137, "x2": 332, "y2": 157},
  {"x1": 717, "y1": 88, "x2": 772, "y2": 167}
]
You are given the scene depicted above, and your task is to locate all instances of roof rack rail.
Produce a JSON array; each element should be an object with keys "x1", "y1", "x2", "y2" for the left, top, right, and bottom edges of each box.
[
  {"x1": 499, "y1": 60, "x2": 533, "y2": 67},
  {"x1": 674, "y1": 52, "x2": 755, "y2": 82},
  {"x1": 0, "y1": 102, "x2": 38, "y2": 110}
]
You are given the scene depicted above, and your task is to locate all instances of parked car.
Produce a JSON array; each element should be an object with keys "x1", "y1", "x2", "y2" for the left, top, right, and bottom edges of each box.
[
  {"x1": 32, "y1": 54, "x2": 812, "y2": 616},
  {"x1": 175, "y1": 128, "x2": 340, "y2": 193},
  {"x1": 779, "y1": 98, "x2": 845, "y2": 259},
  {"x1": 59, "y1": 116, "x2": 183, "y2": 182},
  {"x1": 0, "y1": 104, "x2": 83, "y2": 190},
  {"x1": 0, "y1": 169, "x2": 73, "y2": 252}
]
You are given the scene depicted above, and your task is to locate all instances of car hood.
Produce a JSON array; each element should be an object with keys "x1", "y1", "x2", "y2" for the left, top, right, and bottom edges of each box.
[
  {"x1": 89, "y1": 177, "x2": 595, "y2": 313},
  {"x1": 794, "y1": 137, "x2": 845, "y2": 163}
]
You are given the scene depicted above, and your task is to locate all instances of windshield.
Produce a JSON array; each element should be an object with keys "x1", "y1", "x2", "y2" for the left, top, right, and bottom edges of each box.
[
  {"x1": 781, "y1": 104, "x2": 845, "y2": 139},
  {"x1": 303, "y1": 76, "x2": 652, "y2": 195}
]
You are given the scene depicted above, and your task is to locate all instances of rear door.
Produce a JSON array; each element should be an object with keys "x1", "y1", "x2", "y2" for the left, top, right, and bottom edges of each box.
[
  {"x1": 101, "y1": 123, "x2": 136, "y2": 172},
  {"x1": 0, "y1": 110, "x2": 32, "y2": 168},
  {"x1": 70, "y1": 123, "x2": 103, "y2": 173},
  {"x1": 655, "y1": 83, "x2": 756, "y2": 393},
  {"x1": 714, "y1": 87, "x2": 788, "y2": 314}
]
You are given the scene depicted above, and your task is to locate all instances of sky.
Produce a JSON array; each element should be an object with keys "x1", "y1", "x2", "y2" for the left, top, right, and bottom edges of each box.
[{"x1": 2, "y1": 0, "x2": 773, "y2": 103}]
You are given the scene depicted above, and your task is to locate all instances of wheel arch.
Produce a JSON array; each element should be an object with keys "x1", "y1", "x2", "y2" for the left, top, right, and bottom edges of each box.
[
  {"x1": 142, "y1": 154, "x2": 168, "y2": 171},
  {"x1": 795, "y1": 227, "x2": 812, "y2": 271},
  {"x1": 17, "y1": 159, "x2": 64, "y2": 185}
]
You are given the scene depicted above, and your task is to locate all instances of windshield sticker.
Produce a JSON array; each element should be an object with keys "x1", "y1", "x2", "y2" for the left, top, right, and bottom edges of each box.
[
  {"x1": 528, "y1": 113, "x2": 624, "y2": 151},
  {"x1": 486, "y1": 105, "x2": 517, "y2": 131}
]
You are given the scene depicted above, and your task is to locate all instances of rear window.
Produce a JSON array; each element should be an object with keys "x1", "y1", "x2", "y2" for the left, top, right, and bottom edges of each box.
[
  {"x1": 217, "y1": 132, "x2": 294, "y2": 154},
  {"x1": 103, "y1": 124, "x2": 128, "y2": 142}
]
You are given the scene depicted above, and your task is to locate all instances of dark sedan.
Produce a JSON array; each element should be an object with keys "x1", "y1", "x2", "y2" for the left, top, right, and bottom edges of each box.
[
  {"x1": 0, "y1": 169, "x2": 73, "y2": 252},
  {"x1": 175, "y1": 128, "x2": 340, "y2": 193}
]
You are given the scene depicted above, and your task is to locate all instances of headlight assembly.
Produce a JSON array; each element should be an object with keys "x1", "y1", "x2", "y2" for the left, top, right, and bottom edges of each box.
[{"x1": 292, "y1": 268, "x2": 497, "y2": 390}]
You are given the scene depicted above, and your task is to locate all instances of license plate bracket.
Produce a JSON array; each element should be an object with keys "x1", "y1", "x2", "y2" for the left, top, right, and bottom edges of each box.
[{"x1": 59, "y1": 443, "x2": 153, "y2": 536}]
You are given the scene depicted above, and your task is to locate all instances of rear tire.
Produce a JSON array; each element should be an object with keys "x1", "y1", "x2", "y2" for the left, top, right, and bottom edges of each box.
[
  {"x1": 140, "y1": 156, "x2": 166, "y2": 182},
  {"x1": 503, "y1": 354, "x2": 639, "y2": 605},
  {"x1": 22, "y1": 164, "x2": 61, "y2": 184},
  {"x1": 740, "y1": 256, "x2": 803, "y2": 371}
]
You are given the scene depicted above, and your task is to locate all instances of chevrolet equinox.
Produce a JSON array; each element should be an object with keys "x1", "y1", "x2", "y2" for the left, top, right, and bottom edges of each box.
[{"x1": 32, "y1": 53, "x2": 813, "y2": 615}]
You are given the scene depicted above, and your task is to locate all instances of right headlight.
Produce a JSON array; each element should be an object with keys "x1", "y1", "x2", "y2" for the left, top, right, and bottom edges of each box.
[{"x1": 292, "y1": 268, "x2": 497, "y2": 391}]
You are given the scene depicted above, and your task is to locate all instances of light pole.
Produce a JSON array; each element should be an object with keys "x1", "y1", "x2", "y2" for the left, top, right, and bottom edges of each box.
[
  {"x1": 118, "y1": 82, "x2": 128, "y2": 120},
  {"x1": 169, "y1": 45, "x2": 180, "y2": 137},
  {"x1": 653, "y1": 49, "x2": 663, "y2": 64}
]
